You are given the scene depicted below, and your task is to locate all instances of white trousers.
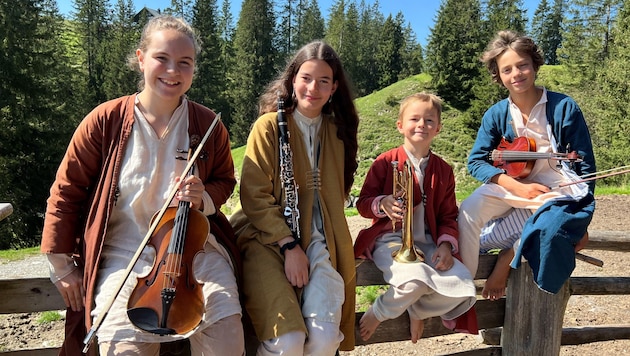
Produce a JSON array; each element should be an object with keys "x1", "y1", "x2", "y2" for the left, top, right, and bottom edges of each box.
[{"x1": 256, "y1": 318, "x2": 343, "y2": 356}]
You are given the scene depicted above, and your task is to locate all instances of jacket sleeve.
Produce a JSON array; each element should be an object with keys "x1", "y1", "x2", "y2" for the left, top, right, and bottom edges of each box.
[
  {"x1": 467, "y1": 101, "x2": 511, "y2": 183},
  {"x1": 41, "y1": 108, "x2": 106, "y2": 254},
  {"x1": 239, "y1": 114, "x2": 293, "y2": 245},
  {"x1": 356, "y1": 153, "x2": 392, "y2": 219}
]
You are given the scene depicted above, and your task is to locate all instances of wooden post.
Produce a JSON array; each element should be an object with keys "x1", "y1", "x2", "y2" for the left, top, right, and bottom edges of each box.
[
  {"x1": 0, "y1": 203, "x2": 13, "y2": 222},
  {"x1": 501, "y1": 261, "x2": 570, "y2": 355}
]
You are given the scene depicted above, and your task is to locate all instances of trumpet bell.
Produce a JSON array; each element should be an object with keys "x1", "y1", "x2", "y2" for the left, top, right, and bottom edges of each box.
[{"x1": 392, "y1": 245, "x2": 425, "y2": 263}]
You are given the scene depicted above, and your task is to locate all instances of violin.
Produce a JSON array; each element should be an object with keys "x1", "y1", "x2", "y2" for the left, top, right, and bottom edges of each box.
[
  {"x1": 126, "y1": 184, "x2": 209, "y2": 335},
  {"x1": 490, "y1": 136, "x2": 582, "y2": 179},
  {"x1": 83, "y1": 114, "x2": 221, "y2": 351}
]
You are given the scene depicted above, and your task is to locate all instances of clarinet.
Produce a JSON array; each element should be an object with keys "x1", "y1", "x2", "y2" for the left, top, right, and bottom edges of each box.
[{"x1": 277, "y1": 95, "x2": 302, "y2": 244}]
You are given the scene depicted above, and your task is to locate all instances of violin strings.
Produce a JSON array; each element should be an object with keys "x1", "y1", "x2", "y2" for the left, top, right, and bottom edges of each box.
[{"x1": 492, "y1": 150, "x2": 567, "y2": 161}]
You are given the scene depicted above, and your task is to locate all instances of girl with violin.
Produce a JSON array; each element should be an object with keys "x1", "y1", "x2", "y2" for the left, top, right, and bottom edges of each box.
[
  {"x1": 41, "y1": 15, "x2": 243, "y2": 355},
  {"x1": 230, "y1": 41, "x2": 359, "y2": 355},
  {"x1": 458, "y1": 30, "x2": 596, "y2": 297}
]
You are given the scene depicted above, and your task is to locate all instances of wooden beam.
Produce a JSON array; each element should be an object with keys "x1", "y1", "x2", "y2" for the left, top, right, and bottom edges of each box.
[
  {"x1": 481, "y1": 324, "x2": 630, "y2": 346},
  {"x1": 0, "y1": 278, "x2": 64, "y2": 314},
  {"x1": 0, "y1": 203, "x2": 12, "y2": 222},
  {"x1": 570, "y1": 277, "x2": 630, "y2": 295},
  {"x1": 587, "y1": 230, "x2": 630, "y2": 251}
]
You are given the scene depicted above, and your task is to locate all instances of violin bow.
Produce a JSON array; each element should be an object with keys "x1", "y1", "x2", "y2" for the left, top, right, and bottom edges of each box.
[
  {"x1": 553, "y1": 165, "x2": 630, "y2": 189},
  {"x1": 83, "y1": 113, "x2": 222, "y2": 353}
]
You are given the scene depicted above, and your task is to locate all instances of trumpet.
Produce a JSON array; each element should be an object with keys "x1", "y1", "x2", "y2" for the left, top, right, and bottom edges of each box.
[{"x1": 391, "y1": 160, "x2": 424, "y2": 263}]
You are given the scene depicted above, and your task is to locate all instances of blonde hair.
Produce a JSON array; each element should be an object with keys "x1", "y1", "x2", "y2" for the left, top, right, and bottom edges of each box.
[
  {"x1": 398, "y1": 92, "x2": 443, "y2": 122},
  {"x1": 128, "y1": 15, "x2": 202, "y2": 90}
]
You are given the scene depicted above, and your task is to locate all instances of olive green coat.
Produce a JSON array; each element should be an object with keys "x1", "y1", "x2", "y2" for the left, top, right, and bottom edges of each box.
[{"x1": 230, "y1": 112, "x2": 356, "y2": 350}]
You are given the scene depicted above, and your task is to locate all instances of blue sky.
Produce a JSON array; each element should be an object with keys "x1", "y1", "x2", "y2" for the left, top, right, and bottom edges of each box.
[{"x1": 56, "y1": 0, "x2": 541, "y2": 46}]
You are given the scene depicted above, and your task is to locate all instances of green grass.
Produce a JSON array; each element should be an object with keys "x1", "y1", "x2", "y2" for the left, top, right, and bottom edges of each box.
[
  {"x1": 0, "y1": 246, "x2": 40, "y2": 262},
  {"x1": 355, "y1": 285, "x2": 388, "y2": 312},
  {"x1": 37, "y1": 311, "x2": 63, "y2": 324}
]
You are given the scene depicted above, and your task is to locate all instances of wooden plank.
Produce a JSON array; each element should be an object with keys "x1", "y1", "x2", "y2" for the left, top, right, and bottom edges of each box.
[
  {"x1": 0, "y1": 203, "x2": 12, "y2": 222},
  {"x1": 436, "y1": 346, "x2": 502, "y2": 356},
  {"x1": 0, "y1": 278, "x2": 65, "y2": 314},
  {"x1": 0, "y1": 348, "x2": 59, "y2": 356},
  {"x1": 480, "y1": 324, "x2": 630, "y2": 346},
  {"x1": 570, "y1": 277, "x2": 630, "y2": 295},
  {"x1": 587, "y1": 230, "x2": 630, "y2": 251}
]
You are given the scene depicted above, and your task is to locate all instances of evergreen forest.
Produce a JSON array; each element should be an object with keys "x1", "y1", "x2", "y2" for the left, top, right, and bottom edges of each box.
[{"x1": 1, "y1": 0, "x2": 629, "y2": 248}]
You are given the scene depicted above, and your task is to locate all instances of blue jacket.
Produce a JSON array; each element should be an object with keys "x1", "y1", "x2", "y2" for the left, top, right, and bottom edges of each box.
[{"x1": 469, "y1": 90, "x2": 596, "y2": 293}]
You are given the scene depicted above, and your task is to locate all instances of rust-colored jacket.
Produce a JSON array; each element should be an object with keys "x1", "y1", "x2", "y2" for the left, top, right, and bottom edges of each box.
[{"x1": 41, "y1": 94, "x2": 238, "y2": 352}]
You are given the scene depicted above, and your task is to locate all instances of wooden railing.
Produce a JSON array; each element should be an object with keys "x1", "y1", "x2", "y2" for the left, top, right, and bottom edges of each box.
[{"x1": 1, "y1": 230, "x2": 629, "y2": 355}]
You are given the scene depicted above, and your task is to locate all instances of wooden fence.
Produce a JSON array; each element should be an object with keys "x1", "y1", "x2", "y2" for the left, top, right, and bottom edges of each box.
[{"x1": 0, "y1": 230, "x2": 629, "y2": 355}]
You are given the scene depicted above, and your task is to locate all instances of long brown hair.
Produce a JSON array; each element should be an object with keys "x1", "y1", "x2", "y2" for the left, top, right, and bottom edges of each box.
[{"x1": 259, "y1": 41, "x2": 359, "y2": 196}]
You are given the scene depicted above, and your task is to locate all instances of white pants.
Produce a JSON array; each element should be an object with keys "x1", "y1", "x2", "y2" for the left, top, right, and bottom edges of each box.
[
  {"x1": 99, "y1": 314, "x2": 244, "y2": 355},
  {"x1": 458, "y1": 184, "x2": 551, "y2": 276},
  {"x1": 372, "y1": 280, "x2": 473, "y2": 322},
  {"x1": 256, "y1": 318, "x2": 343, "y2": 356}
]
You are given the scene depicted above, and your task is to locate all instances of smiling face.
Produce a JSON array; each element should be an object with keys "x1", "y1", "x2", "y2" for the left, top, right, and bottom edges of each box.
[
  {"x1": 496, "y1": 48, "x2": 537, "y2": 96},
  {"x1": 137, "y1": 28, "x2": 195, "y2": 106},
  {"x1": 397, "y1": 99, "x2": 441, "y2": 154},
  {"x1": 292, "y1": 59, "x2": 338, "y2": 118}
]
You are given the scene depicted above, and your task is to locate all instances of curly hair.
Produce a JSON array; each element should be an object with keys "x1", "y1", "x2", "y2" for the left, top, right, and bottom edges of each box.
[
  {"x1": 258, "y1": 41, "x2": 359, "y2": 196},
  {"x1": 480, "y1": 30, "x2": 544, "y2": 86}
]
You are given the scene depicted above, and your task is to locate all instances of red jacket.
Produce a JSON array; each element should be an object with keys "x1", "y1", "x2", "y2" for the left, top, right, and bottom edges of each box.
[
  {"x1": 354, "y1": 146, "x2": 478, "y2": 334},
  {"x1": 355, "y1": 146, "x2": 459, "y2": 258}
]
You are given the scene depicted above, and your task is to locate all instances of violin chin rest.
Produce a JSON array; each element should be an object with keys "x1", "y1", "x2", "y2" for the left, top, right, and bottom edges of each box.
[{"x1": 127, "y1": 307, "x2": 176, "y2": 335}]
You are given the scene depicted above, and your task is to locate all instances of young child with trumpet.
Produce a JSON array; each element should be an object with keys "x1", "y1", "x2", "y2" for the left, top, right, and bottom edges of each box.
[{"x1": 355, "y1": 92, "x2": 477, "y2": 343}]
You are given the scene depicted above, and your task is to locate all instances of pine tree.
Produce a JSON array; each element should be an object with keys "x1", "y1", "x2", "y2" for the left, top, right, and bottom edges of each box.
[
  {"x1": 228, "y1": 0, "x2": 277, "y2": 146},
  {"x1": 340, "y1": 2, "x2": 361, "y2": 86},
  {"x1": 582, "y1": 0, "x2": 630, "y2": 185},
  {"x1": 189, "y1": 0, "x2": 226, "y2": 114},
  {"x1": 168, "y1": 0, "x2": 193, "y2": 23},
  {"x1": 426, "y1": 0, "x2": 485, "y2": 110},
  {"x1": 325, "y1": 0, "x2": 347, "y2": 56},
  {"x1": 295, "y1": 0, "x2": 325, "y2": 49},
  {"x1": 483, "y1": 0, "x2": 527, "y2": 39},
  {"x1": 558, "y1": 0, "x2": 622, "y2": 77},
  {"x1": 375, "y1": 14, "x2": 403, "y2": 88},
  {"x1": 531, "y1": 0, "x2": 565, "y2": 64},
  {"x1": 399, "y1": 22, "x2": 424, "y2": 79},
  {"x1": 0, "y1": 0, "x2": 79, "y2": 247},
  {"x1": 216, "y1": 0, "x2": 236, "y2": 129},
  {"x1": 103, "y1": 0, "x2": 139, "y2": 99},
  {"x1": 355, "y1": 0, "x2": 383, "y2": 95},
  {"x1": 74, "y1": 0, "x2": 111, "y2": 108}
]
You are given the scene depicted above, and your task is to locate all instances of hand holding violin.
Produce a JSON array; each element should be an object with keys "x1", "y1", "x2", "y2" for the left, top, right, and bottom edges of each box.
[
  {"x1": 175, "y1": 175, "x2": 213, "y2": 214},
  {"x1": 492, "y1": 173, "x2": 550, "y2": 199}
]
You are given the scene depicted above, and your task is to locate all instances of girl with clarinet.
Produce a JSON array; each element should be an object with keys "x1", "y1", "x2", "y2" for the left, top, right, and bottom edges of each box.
[{"x1": 230, "y1": 40, "x2": 360, "y2": 355}]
